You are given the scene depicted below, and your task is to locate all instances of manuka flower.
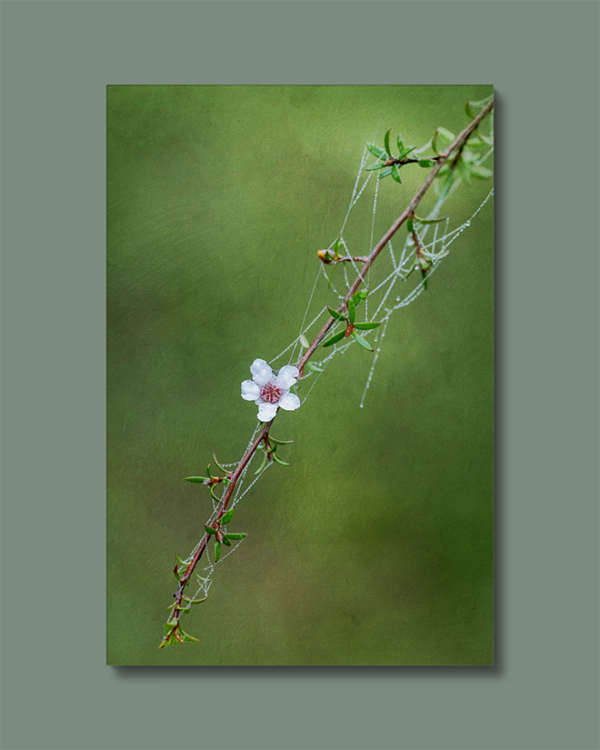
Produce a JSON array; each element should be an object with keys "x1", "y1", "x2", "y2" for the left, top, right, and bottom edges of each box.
[{"x1": 241, "y1": 359, "x2": 301, "y2": 422}]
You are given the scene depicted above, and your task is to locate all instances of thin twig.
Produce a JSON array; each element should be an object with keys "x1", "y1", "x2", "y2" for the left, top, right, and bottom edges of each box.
[{"x1": 161, "y1": 98, "x2": 493, "y2": 645}]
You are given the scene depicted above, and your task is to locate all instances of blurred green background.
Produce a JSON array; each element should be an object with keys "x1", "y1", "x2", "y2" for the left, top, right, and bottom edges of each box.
[{"x1": 107, "y1": 85, "x2": 493, "y2": 665}]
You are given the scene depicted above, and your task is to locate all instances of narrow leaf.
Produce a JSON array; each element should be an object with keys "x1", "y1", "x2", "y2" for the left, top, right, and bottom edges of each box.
[
  {"x1": 205, "y1": 525, "x2": 218, "y2": 535},
  {"x1": 384, "y1": 128, "x2": 392, "y2": 157},
  {"x1": 365, "y1": 162, "x2": 388, "y2": 171},
  {"x1": 273, "y1": 454, "x2": 291, "y2": 467},
  {"x1": 406, "y1": 217, "x2": 414, "y2": 233},
  {"x1": 185, "y1": 476, "x2": 209, "y2": 483},
  {"x1": 253, "y1": 450, "x2": 268, "y2": 475},
  {"x1": 182, "y1": 631, "x2": 200, "y2": 643},
  {"x1": 418, "y1": 159, "x2": 436, "y2": 168},
  {"x1": 436, "y1": 127, "x2": 455, "y2": 144},
  {"x1": 214, "y1": 540, "x2": 221, "y2": 562},
  {"x1": 270, "y1": 436, "x2": 294, "y2": 445},
  {"x1": 352, "y1": 333, "x2": 374, "y2": 352},
  {"x1": 307, "y1": 362, "x2": 324, "y2": 373},
  {"x1": 457, "y1": 157, "x2": 471, "y2": 184},
  {"x1": 299, "y1": 334, "x2": 310, "y2": 348},
  {"x1": 378, "y1": 167, "x2": 393, "y2": 179},
  {"x1": 391, "y1": 164, "x2": 402, "y2": 184},
  {"x1": 222, "y1": 537, "x2": 232, "y2": 546},
  {"x1": 352, "y1": 290, "x2": 368, "y2": 306},
  {"x1": 327, "y1": 306, "x2": 346, "y2": 321},
  {"x1": 468, "y1": 164, "x2": 493, "y2": 179},
  {"x1": 398, "y1": 145, "x2": 416, "y2": 160},
  {"x1": 182, "y1": 596, "x2": 208, "y2": 605},
  {"x1": 367, "y1": 143, "x2": 385, "y2": 159},
  {"x1": 224, "y1": 533, "x2": 247, "y2": 540},
  {"x1": 213, "y1": 453, "x2": 228, "y2": 472},
  {"x1": 397, "y1": 133, "x2": 404, "y2": 152},
  {"x1": 220, "y1": 507, "x2": 235, "y2": 525},
  {"x1": 354, "y1": 322, "x2": 380, "y2": 330},
  {"x1": 347, "y1": 298, "x2": 356, "y2": 325},
  {"x1": 322, "y1": 330, "x2": 346, "y2": 348},
  {"x1": 413, "y1": 215, "x2": 447, "y2": 224}
]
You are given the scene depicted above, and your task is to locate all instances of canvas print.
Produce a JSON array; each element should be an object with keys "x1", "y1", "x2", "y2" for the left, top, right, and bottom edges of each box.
[{"x1": 107, "y1": 86, "x2": 494, "y2": 665}]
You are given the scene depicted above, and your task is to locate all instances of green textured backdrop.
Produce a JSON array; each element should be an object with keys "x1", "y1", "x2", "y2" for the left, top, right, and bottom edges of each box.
[{"x1": 107, "y1": 85, "x2": 493, "y2": 665}]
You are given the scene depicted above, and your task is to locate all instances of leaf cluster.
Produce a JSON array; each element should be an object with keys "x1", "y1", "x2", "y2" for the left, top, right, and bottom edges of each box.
[{"x1": 322, "y1": 290, "x2": 380, "y2": 352}]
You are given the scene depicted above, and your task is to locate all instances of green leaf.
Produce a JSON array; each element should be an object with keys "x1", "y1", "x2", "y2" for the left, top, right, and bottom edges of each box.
[
  {"x1": 253, "y1": 450, "x2": 268, "y2": 475},
  {"x1": 457, "y1": 157, "x2": 471, "y2": 184},
  {"x1": 413, "y1": 215, "x2": 447, "y2": 224},
  {"x1": 182, "y1": 631, "x2": 200, "y2": 643},
  {"x1": 391, "y1": 164, "x2": 402, "y2": 184},
  {"x1": 299, "y1": 334, "x2": 310, "y2": 348},
  {"x1": 270, "y1": 436, "x2": 294, "y2": 445},
  {"x1": 352, "y1": 333, "x2": 374, "y2": 352},
  {"x1": 465, "y1": 101, "x2": 475, "y2": 119},
  {"x1": 182, "y1": 595, "x2": 208, "y2": 605},
  {"x1": 367, "y1": 143, "x2": 385, "y2": 159},
  {"x1": 378, "y1": 167, "x2": 393, "y2": 179},
  {"x1": 209, "y1": 485, "x2": 220, "y2": 503},
  {"x1": 352, "y1": 290, "x2": 368, "y2": 306},
  {"x1": 185, "y1": 476, "x2": 208, "y2": 483},
  {"x1": 322, "y1": 330, "x2": 346, "y2": 348},
  {"x1": 436, "y1": 127, "x2": 455, "y2": 145},
  {"x1": 397, "y1": 133, "x2": 404, "y2": 152},
  {"x1": 327, "y1": 306, "x2": 346, "y2": 321},
  {"x1": 205, "y1": 525, "x2": 217, "y2": 535},
  {"x1": 194, "y1": 572, "x2": 206, "y2": 583},
  {"x1": 307, "y1": 362, "x2": 324, "y2": 373},
  {"x1": 398, "y1": 145, "x2": 416, "y2": 160},
  {"x1": 213, "y1": 453, "x2": 228, "y2": 473},
  {"x1": 383, "y1": 128, "x2": 392, "y2": 157},
  {"x1": 418, "y1": 159, "x2": 436, "y2": 168},
  {"x1": 354, "y1": 322, "x2": 380, "y2": 330},
  {"x1": 466, "y1": 137, "x2": 485, "y2": 148},
  {"x1": 166, "y1": 602, "x2": 177, "y2": 611},
  {"x1": 406, "y1": 217, "x2": 414, "y2": 233},
  {"x1": 273, "y1": 454, "x2": 291, "y2": 467},
  {"x1": 421, "y1": 270, "x2": 429, "y2": 290},
  {"x1": 222, "y1": 537, "x2": 232, "y2": 546},
  {"x1": 224, "y1": 533, "x2": 247, "y2": 540},
  {"x1": 365, "y1": 162, "x2": 388, "y2": 171},
  {"x1": 468, "y1": 164, "x2": 493, "y2": 179},
  {"x1": 220, "y1": 507, "x2": 235, "y2": 525},
  {"x1": 347, "y1": 298, "x2": 356, "y2": 325},
  {"x1": 214, "y1": 540, "x2": 221, "y2": 562},
  {"x1": 431, "y1": 131, "x2": 440, "y2": 155}
]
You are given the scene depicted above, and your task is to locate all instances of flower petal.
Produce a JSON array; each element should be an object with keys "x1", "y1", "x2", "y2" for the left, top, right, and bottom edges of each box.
[
  {"x1": 278, "y1": 392, "x2": 301, "y2": 411},
  {"x1": 257, "y1": 402, "x2": 278, "y2": 422},
  {"x1": 241, "y1": 380, "x2": 261, "y2": 401},
  {"x1": 275, "y1": 365, "x2": 299, "y2": 390},
  {"x1": 250, "y1": 359, "x2": 273, "y2": 386}
]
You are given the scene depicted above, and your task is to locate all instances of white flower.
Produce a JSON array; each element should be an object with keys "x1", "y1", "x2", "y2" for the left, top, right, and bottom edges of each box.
[{"x1": 241, "y1": 359, "x2": 301, "y2": 422}]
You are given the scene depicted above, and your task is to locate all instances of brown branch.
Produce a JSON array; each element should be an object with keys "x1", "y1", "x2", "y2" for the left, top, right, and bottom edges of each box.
[
  {"x1": 297, "y1": 97, "x2": 493, "y2": 376},
  {"x1": 160, "y1": 97, "x2": 493, "y2": 646}
]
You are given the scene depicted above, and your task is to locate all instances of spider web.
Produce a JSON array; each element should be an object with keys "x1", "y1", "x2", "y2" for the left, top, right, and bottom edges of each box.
[{"x1": 178, "y1": 107, "x2": 494, "y2": 602}]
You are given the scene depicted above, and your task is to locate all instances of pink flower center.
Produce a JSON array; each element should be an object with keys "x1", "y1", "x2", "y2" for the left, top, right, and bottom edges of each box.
[{"x1": 260, "y1": 382, "x2": 282, "y2": 404}]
